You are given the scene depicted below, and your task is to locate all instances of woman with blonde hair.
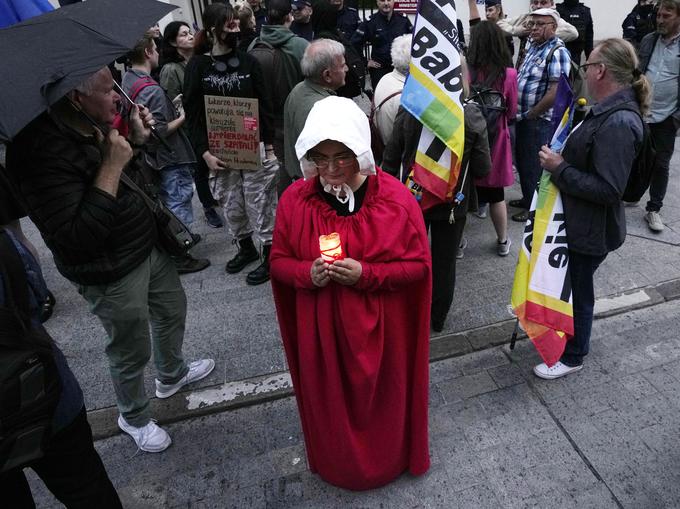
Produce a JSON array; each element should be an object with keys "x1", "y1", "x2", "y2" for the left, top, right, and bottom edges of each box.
[{"x1": 535, "y1": 38, "x2": 650, "y2": 380}]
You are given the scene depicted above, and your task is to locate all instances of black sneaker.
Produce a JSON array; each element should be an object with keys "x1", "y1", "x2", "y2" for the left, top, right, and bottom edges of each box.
[
  {"x1": 204, "y1": 208, "x2": 223, "y2": 228},
  {"x1": 173, "y1": 255, "x2": 210, "y2": 274}
]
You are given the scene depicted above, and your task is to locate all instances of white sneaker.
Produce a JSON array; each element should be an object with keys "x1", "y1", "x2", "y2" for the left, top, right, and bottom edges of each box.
[
  {"x1": 456, "y1": 237, "x2": 468, "y2": 260},
  {"x1": 474, "y1": 203, "x2": 488, "y2": 219},
  {"x1": 155, "y1": 359, "x2": 216, "y2": 399},
  {"x1": 118, "y1": 415, "x2": 171, "y2": 453},
  {"x1": 533, "y1": 361, "x2": 582, "y2": 380},
  {"x1": 497, "y1": 237, "x2": 512, "y2": 257},
  {"x1": 645, "y1": 211, "x2": 664, "y2": 232}
]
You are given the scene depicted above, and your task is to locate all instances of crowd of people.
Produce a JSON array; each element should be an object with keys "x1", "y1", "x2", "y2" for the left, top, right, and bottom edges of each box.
[{"x1": 0, "y1": 0, "x2": 678, "y2": 504}]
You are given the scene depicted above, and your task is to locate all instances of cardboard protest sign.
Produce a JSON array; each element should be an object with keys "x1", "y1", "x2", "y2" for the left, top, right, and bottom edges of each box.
[{"x1": 204, "y1": 95, "x2": 260, "y2": 170}]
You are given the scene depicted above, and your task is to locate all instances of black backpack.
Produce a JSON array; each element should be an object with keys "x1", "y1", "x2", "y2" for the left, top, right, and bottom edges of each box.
[
  {"x1": 588, "y1": 104, "x2": 656, "y2": 202},
  {"x1": 467, "y1": 71, "x2": 507, "y2": 151},
  {"x1": 0, "y1": 230, "x2": 61, "y2": 473}
]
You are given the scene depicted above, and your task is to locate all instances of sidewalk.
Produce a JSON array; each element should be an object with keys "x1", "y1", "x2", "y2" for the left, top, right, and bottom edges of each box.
[
  {"x1": 26, "y1": 149, "x2": 680, "y2": 425},
  {"x1": 30, "y1": 299, "x2": 680, "y2": 508}
]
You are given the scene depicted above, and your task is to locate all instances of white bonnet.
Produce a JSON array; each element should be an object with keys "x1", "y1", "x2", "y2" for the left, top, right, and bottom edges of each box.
[{"x1": 294, "y1": 96, "x2": 376, "y2": 179}]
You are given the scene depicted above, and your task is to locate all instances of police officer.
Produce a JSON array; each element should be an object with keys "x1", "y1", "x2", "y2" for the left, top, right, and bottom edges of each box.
[
  {"x1": 556, "y1": 0, "x2": 593, "y2": 62},
  {"x1": 622, "y1": 0, "x2": 657, "y2": 49},
  {"x1": 351, "y1": 0, "x2": 413, "y2": 90},
  {"x1": 328, "y1": 0, "x2": 361, "y2": 41}
]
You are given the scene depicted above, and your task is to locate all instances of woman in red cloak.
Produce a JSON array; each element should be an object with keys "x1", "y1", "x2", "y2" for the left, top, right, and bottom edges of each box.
[{"x1": 270, "y1": 96, "x2": 432, "y2": 491}]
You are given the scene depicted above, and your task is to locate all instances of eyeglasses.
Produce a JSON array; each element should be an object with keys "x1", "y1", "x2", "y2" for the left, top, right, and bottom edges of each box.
[
  {"x1": 307, "y1": 153, "x2": 356, "y2": 170},
  {"x1": 579, "y1": 61, "x2": 605, "y2": 72},
  {"x1": 523, "y1": 21, "x2": 555, "y2": 28}
]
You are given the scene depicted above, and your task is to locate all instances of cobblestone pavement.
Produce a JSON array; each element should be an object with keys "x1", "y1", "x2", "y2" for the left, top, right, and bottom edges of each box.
[{"x1": 30, "y1": 300, "x2": 680, "y2": 508}]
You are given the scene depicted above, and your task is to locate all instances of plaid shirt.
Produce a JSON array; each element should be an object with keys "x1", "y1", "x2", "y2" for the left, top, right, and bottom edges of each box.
[{"x1": 517, "y1": 37, "x2": 571, "y2": 121}]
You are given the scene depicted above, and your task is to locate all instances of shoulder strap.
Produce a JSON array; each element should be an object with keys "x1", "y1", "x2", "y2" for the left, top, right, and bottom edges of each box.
[
  {"x1": 129, "y1": 76, "x2": 158, "y2": 103},
  {"x1": 247, "y1": 37, "x2": 275, "y2": 52}
]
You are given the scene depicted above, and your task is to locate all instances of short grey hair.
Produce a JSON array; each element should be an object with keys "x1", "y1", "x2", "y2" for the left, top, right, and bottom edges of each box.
[
  {"x1": 390, "y1": 34, "x2": 412, "y2": 75},
  {"x1": 300, "y1": 39, "x2": 345, "y2": 82},
  {"x1": 66, "y1": 67, "x2": 111, "y2": 100}
]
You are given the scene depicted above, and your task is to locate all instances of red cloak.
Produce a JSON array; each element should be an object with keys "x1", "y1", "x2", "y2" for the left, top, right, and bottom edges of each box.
[{"x1": 270, "y1": 169, "x2": 432, "y2": 491}]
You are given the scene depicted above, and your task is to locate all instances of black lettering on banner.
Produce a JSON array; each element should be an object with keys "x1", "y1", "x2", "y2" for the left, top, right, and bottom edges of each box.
[
  {"x1": 548, "y1": 246, "x2": 569, "y2": 268},
  {"x1": 421, "y1": 52, "x2": 450, "y2": 75},
  {"x1": 432, "y1": 0, "x2": 456, "y2": 9},
  {"x1": 425, "y1": 135, "x2": 447, "y2": 162},
  {"x1": 523, "y1": 211, "x2": 535, "y2": 252},
  {"x1": 418, "y1": 0, "x2": 461, "y2": 53},
  {"x1": 560, "y1": 266, "x2": 572, "y2": 302},
  {"x1": 412, "y1": 27, "x2": 438, "y2": 58},
  {"x1": 438, "y1": 65, "x2": 463, "y2": 93}
]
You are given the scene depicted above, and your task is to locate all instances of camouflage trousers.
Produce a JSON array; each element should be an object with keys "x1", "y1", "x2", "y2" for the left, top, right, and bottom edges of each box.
[{"x1": 209, "y1": 148, "x2": 279, "y2": 245}]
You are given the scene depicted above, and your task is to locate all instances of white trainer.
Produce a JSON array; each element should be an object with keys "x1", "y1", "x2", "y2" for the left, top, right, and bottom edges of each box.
[
  {"x1": 117, "y1": 415, "x2": 171, "y2": 453},
  {"x1": 497, "y1": 237, "x2": 512, "y2": 257},
  {"x1": 155, "y1": 359, "x2": 216, "y2": 399},
  {"x1": 533, "y1": 361, "x2": 583, "y2": 380},
  {"x1": 644, "y1": 211, "x2": 664, "y2": 232}
]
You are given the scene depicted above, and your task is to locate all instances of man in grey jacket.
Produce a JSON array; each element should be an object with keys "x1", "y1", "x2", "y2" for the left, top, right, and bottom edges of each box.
[
  {"x1": 636, "y1": 0, "x2": 680, "y2": 232},
  {"x1": 282, "y1": 39, "x2": 348, "y2": 193}
]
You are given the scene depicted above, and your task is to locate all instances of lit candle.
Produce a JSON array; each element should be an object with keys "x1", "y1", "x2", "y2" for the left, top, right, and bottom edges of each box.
[{"x1": 319, "y1": 232, "x2": 344, "y2": 262}]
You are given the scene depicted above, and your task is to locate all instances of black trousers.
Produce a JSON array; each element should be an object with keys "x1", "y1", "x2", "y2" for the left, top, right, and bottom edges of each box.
[
  {"x1": 646, "y1": 116, "x2": 677, "y2": 212},
  {"x1": 1, "y1": 408, "x2": 121, "y2": 509},
  {"x1": 426, "y1": 216, "x2": 467, "y2": 329}
]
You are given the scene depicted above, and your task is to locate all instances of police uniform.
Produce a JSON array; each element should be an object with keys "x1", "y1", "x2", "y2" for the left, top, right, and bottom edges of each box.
[
  {"x1": 336, "y1": 5, "x2": 361, "y2": 42},
  {"x1": 350, "y1": 10, "x2": 413, "y2": 89},
  {"x1": 556, "y1": 0, "x2": 593, "y2": 62}
]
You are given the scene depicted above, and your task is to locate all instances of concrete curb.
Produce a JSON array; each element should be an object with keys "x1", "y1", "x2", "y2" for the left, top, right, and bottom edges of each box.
[{"x1": 88, "y1": 277, "x2": 680, "y2": 441}]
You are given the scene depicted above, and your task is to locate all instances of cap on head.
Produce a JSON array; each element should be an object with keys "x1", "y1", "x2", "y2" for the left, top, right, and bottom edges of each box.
[
  {"x1": 485, "y1": 0, "x2": 502, "y2": 7},
  {"x1": 292, "y1": 0, "x2": 312, "y2": 9},
  {"x1": 531, "y1": 7, "x2": 560, "y2": 23}
]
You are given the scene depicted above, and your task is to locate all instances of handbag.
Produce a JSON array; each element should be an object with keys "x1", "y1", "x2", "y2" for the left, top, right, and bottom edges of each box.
[{"x1": 119, "y1": 173, "x2": 196, "y2": 257}]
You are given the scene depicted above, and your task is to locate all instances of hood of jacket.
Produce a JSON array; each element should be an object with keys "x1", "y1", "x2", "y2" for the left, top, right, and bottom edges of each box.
[{"x1": 260, "y1": 25, "x2": 296, "y2": 47}]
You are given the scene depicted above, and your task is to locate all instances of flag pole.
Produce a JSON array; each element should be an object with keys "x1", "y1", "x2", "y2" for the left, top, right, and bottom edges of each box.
[{"x1": 509, "y1": 318, "x2": 519, "y2": 350}]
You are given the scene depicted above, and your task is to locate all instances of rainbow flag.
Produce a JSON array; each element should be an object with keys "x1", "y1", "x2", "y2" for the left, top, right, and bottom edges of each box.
[
  {"x1": 401, "y1": 0, "x2": 465, "y2": 210},
  {"x1": 510, "y1": 75, "x2": 575, "y2": 367}
]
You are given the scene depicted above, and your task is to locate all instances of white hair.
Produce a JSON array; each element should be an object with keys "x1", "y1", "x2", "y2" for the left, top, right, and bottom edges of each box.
[{"x1": 390, "y1": 34, "x2": 412, "y2": 75}]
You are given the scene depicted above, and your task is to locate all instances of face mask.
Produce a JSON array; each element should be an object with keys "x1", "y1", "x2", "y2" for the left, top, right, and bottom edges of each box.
[
  {"x1": 223, "y1": 32, "x2": 239, "y2": 49},
  {"x1": 323, "y1": 183, "x2": 355, "y2": 212}
]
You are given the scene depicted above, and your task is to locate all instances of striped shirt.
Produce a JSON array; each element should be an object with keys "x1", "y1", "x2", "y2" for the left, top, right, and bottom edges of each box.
[{"x1": 517, "y1": 37, "x2": 572, "y2": 121}]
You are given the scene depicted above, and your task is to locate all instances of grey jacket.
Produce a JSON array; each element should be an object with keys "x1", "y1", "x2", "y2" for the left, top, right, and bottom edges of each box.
[
  {"x1": 122, "y1": 69, "x2": 195, "y2": 170},
  {"x1": 637, "y1": 32, "x2": 680, "y2": 126},
  {"x1": 551, "y1": 88, "x2": 644, "y2": 256}
]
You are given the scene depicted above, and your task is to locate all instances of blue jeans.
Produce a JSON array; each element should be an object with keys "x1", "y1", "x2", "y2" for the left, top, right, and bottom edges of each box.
[
  {"x1": 159, "y1": 164, "x2": 195, "y2": 227},
  {"x1": 516, "y1": 118, "x2": 553, "y2": 209},
  {"x1": 560, "y1": 251, "x2": 607, "y2": 367},
  {"x1": 646, "y1": 116, "x2": 677, "y2": 212}
]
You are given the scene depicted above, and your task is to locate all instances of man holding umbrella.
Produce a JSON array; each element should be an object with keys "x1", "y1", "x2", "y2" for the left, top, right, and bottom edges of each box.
[{"x1": 3, "y1": 0, "x2": 216, "y2": 454}]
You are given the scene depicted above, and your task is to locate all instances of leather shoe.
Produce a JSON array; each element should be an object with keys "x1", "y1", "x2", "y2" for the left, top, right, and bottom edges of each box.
[
  {"x1": 511, "y1": 210, "x2": 529, "y2": 222},
  {"x1": 509, "y1": 199, "x2": 524, "y2": 208}
]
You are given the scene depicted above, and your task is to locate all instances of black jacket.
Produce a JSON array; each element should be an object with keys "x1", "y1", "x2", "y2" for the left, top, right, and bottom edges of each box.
[
  {"x1": 183, "y1": 51, "x2": 274, "y2": 158},
  {"x1": 6, "y1": 113, "x2": 157, "y2": 286},
  {"x1": 622, "y1": 4, "x2": 656, "y2": 48},
  {"x1": 551, "y1": 88, "x2": 643, "y2": 256},
  {"x1": 556, "y1": 1, "x2": 593, "y2": 59},
  {"x1": 381, "y1": 102, "x2": 491, "y2": 221},
  {"x1": 350, "y1": 11, "x2": 412, "y2": 67}
]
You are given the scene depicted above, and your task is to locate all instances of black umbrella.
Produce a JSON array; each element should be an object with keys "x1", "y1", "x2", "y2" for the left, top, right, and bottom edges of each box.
[{"x1": 0, "y1": 0, "x2": 177, "y2": 141}]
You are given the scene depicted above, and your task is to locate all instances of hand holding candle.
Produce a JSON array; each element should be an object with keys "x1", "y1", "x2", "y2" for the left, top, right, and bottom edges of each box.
[{"x1": 319, "y1": 232, "x2": 344, "y2": 262}]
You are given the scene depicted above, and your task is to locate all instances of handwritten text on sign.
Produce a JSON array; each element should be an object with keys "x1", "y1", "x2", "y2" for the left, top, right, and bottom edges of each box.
[{"x1": 204, "y1": 95, "x2": 260, "y2": 171}]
